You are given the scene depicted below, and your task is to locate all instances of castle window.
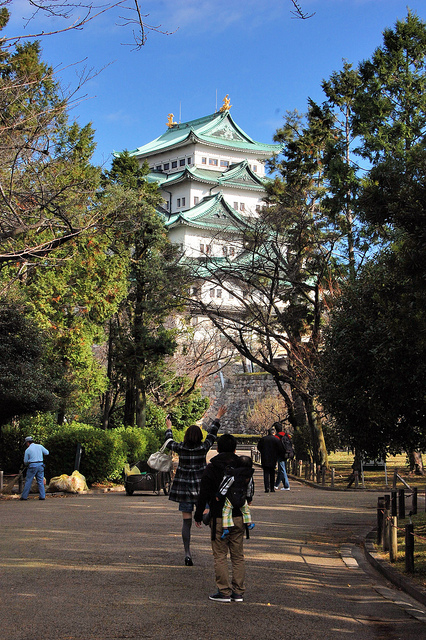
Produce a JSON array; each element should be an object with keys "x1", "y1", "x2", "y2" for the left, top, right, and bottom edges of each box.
[
  {"x1": 163, "y1": 163, "x2": 169, "y2": 170},
  {"x1": 220, "y1": 160, "x2": 229, "y2": 168},
  {"x1": 182, "y1": 197, "x2": 186, "y2": 207},
  {"x1": 216, "y1": 289, "x2": 222, "y2": 298},
  {"x1": 202, "y1": 157, "x2": 207, "y2": 164},
  {"x1": 180, "y1": 158, "x2": 185, "y2": 166},
  {"x1": 177, "y1": 198, "x2": 181, "y2": 207},
  {"x1": 200, "y1": 244, "x2": 204, "y2": 253},
  {"x1": 222, "y1": 246, "x2": 228, "y2": 256},
  {"x1": 187, "y1": 158, "x2": 192, "y2": 164},
  {"x1": 240, "y1": 203, "x2": 245, "y2": 211},
  {"x1": 172, "y1": 161, "x2": 177, "y2": 168},
  {"x1": 233, "y1": 202, "x2": 238, "y2": 209},
  {"x1": 209, "y1": 158, "x2": 218, "y2": 166},
  {"x1": 194, "y1": 197, "x2": 199, "y2": 205},
  {"x1": 253, "y1": 165, "x2": 257, "y2": 172},
  {"x1": 255, "y1": 205, "x2": 261, "y2": 213},
  {"x1": 156, "y1": 165, "x2": 162, "y2": 171},
  {"x1": 210, "y1": 288, "x2": 215, "y2": 298},
  {"x1": 206, "y1": 244, "x2": 212, "y2": 255}
]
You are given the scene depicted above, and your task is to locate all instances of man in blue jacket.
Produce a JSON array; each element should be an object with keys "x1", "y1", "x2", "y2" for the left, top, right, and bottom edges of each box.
[{"x1": 20, "y1": 436, "x2": 49, "y2": 500}]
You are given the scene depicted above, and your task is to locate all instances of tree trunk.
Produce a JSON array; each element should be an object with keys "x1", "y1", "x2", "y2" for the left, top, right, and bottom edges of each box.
[
  {"x1": 136, "y1": 382, "x2": 146, "y2": 429},
  {"x1": 408, "y1": 451, "x2": 424, "y2": 475},
  {"x1": 124, "y1": 374, "x2": 135, "y2": 426},
  {"x1": 305, "y1": 396, "x2": 329, "y2": 468},
  {"x1": 101, "y1": 321, "x2": 114, "y2": 430}
]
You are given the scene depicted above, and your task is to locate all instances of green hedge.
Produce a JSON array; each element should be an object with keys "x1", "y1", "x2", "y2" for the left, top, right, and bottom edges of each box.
[
  {"x1": 43, "y1": 422, "x2": 187, "y2": 484},
  {"x1": 44, "y1": 424, "x2": 127, "y2": 484}
]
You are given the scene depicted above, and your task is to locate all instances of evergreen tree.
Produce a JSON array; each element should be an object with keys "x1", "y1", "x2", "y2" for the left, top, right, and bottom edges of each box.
[
  {"x1": 100, "y1": 153, "x2": 189, "y2": 428},
  {"x1": 0, "y1": 304, "x2": 57, "y2": 426}
]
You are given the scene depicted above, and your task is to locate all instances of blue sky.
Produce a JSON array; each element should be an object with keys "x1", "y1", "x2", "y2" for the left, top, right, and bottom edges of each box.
[{"x1": 7, "y1": 1, "x2": 426, "y2": 167}]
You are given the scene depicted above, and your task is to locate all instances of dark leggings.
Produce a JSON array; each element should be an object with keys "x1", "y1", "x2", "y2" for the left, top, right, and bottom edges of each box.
[
  {"x1": 263, "y1": 466, "x2": 276, "y2": 491},
  {"x1": 182, "y1": 517, "x2": 192, "y2": 556}
]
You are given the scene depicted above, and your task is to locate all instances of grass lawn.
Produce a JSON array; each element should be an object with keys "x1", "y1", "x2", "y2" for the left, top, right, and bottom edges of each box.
[{"x1": 318, "y1": 451, "x2": 425, "y2": 492}]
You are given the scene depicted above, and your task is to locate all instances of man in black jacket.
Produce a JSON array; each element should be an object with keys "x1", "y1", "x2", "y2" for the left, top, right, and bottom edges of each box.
[
  {"x1": 257, "y1": 427, "x2": 281, "y2": 492},
  {"x1": 195, "y1": 434, "x2": 250, "y2": 603}
]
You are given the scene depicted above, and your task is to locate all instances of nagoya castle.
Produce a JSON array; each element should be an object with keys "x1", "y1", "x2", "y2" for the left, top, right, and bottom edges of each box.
[
  {"x1": 124, "y1": 97, "x2": 282, "y2": 428},
  {"x1": 126, "y1": 96, "x2": 279, "y2": 263}
]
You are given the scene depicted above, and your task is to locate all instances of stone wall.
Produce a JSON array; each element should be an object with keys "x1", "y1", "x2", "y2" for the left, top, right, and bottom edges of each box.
[{"x1": 200, "y1": 364, "x2": 280, "y2": 433}]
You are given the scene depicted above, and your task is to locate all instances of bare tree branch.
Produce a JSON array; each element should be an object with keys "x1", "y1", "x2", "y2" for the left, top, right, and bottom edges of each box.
[
  {"x1": 0, "y1": 0, "x2": 176, "y2": 50},
  {"x1": 290, "y1": 0, "x2": 315, "y2": 20}
]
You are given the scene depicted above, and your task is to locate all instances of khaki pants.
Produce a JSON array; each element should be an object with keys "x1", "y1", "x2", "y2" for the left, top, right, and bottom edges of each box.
[{"x1": 211, "y1": 516, "x2": 245, "y2": 596}]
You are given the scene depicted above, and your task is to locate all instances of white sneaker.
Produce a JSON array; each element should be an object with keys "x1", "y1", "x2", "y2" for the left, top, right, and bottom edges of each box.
[
  {"x1": 281, "y1": 487, "x2": 290, "y2": 490},
  {"x1": 274, "y1": 486, "x2": 279, "y2": 491}
]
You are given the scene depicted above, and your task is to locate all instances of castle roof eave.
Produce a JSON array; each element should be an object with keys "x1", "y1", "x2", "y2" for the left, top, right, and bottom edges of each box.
[{"x1": 124, "y1": 111, "x2": 280, "y2": 160}]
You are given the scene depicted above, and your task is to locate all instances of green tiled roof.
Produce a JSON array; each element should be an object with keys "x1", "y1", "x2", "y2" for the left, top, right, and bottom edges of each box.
[
  {"x1": 145, "y1": 161, "x2": 268, "y2": 191},
  {"x1": 124, "y1": 111, "x2": 279, "y2": 158},
  {"x1": 165, "y1": 193, "x2": 249, "y2": 232}
]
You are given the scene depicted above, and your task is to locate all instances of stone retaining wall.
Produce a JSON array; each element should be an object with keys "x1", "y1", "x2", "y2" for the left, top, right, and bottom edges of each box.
[{"x1": 200, "y1": 364, "x2": 280, "y2": 433}]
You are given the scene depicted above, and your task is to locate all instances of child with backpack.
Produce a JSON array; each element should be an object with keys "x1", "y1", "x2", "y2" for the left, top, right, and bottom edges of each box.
[{"x1": 216, "y1": 455, "x2": 255, "y2": 539}]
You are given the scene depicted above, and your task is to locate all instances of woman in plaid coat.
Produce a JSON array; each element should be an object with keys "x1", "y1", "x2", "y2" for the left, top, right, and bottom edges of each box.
[{"x1": 165, "y1": 405, "x2": 227, "y2": 566}]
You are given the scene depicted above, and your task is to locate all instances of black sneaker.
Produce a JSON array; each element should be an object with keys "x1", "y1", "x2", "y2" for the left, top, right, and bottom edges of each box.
[
  {"x1": 231, "y1": 592, "x2": 244, "y2": 602},
  {"x1": 209, "y1": 591, "x2": 231, "y2": 603}
]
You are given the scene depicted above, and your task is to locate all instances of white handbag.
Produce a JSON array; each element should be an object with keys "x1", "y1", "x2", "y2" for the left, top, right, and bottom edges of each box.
[{"x1": 147, "y1": 439, "x2": 173, "y2": 472}]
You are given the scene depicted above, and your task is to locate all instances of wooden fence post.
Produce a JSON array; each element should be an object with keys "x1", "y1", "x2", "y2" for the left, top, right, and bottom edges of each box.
[
  {"x1": 391, "y1": 490, "x2": 397, "y2": 517},
  {"x1": 383, "y1": 508, "x2": 390, "y2": 552},
  {"x1": 412, "y1": 487, "x2": 418, "y2": 515},
  {"x1": 321, "y1": 466, "x2": 326, "y2": 486},
  {"x1": 405, "y1": 523, "x2": 414, "y2": 573},
  {"x1": 389, "y1": 516, "x2": 398, "y2": 562},
  {"x1": 331, "y1": 468, "x2": 335, "y2": 487},
  {"x1": 298, "y1": 460, "x2": 303, "y2": 477},
  {"x1": 0, "y1": 470, "x2": 3, "y2": 493},
  {"x1": 398, "y1": 488, "x2": 405, "y2": 519},
  {"x1": 377, "y1": 497, "x2": 385, "y2": 546}
]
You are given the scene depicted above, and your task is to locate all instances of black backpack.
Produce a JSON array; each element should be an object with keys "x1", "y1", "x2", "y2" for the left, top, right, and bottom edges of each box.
[
  {"x1": 279, "y1": 434, "x2": 295, "y2": 460},
  {"x1": 219, "y1": 464, "x2": 254, "y2": 510}
]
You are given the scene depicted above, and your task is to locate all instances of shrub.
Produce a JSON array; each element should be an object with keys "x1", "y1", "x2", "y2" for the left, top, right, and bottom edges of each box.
[{"x1": 44, "y1": 423, "x2": 127, "y2": 484}]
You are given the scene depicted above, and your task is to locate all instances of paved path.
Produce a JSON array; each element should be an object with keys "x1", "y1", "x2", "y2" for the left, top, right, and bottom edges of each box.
[{"x1": 1, "y1": 470, "x2": 425, "y2": 640}]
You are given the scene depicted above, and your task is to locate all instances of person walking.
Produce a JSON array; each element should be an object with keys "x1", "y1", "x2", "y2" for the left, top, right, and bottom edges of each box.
[
  {"x1": 20, "y1": 436, "x2": 49, "y2": 500},
  {"x1": 273, "y1": 422, "x2": 292, "y2": 491},
  {"x1": 257, "y1": 427, "x2": 281, "y2": 492},
  {"x1": 194, "y1": 433, "x2": 253, "y2": 603},
  {"x1": 165, "y1": 405, "x2": 226, "y2": 566}
]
